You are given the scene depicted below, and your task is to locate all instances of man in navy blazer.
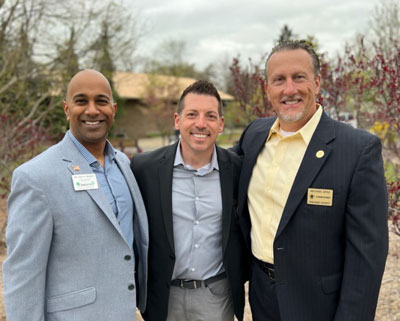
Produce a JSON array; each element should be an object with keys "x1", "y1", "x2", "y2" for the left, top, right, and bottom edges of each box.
[
  {"x1": 232, "y1": 41, "x2": 388, "y2": 321},
  {"x1": 3, "y1": 69, "x2": 148, "y2": 321},
  {"x1": 132, "y1": 80, "x2": 246, "y2": 321}
]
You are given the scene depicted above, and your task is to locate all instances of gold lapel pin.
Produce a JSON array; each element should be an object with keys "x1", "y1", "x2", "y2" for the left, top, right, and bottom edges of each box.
[
  {"x1": 316, "y1": 150, "x2": 325, "y2": 159},
  {"x1": 72, "y1": 165, "x2": 80, "y2": 171}
]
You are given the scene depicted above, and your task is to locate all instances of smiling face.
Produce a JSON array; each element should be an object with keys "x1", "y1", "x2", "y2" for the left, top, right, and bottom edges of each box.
[
  {"x1": 63, "y1": 70, "x2": 116, "y2": 153},
  {"x1": 174, "y1": 93, "x2": 224, "y2": 165},
  {"x1": 265, "y1": 49, "x2": 320, "y2": 131}
]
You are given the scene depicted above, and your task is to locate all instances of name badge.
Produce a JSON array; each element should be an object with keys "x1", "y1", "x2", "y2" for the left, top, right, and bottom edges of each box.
[
  {"x1": 307, "y1": 188, "x2": 333, "y2": 206},
  {"x1": 72, "y1": 174, "x2": 99, "y2": 191}
]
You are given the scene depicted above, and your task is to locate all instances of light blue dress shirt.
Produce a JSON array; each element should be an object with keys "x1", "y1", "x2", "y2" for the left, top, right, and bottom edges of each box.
[
  {"x1": 68, "y1": 131, "x2": 134, "y2": 248},
  {"x1": 171, "y1": 143, "x2": 224, "y2": 281}
]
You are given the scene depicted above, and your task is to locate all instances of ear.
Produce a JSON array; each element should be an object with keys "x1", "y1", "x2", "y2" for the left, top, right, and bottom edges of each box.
[
  {"x1": 62, "y1": 101, "x2": 70, "y2": 121},
  {"x1": 264, "y1": 82, "x2": 271, "y2": 102},
  {"x1": 314, "y1": 74, "x2": 321, "y2": 95},
  {"x1": 174, "y1": 113, "x2": 180, "y2": 130},
  {"x1": 112, "y1": 103, "x2": 117, "y2": 119},
  {"x1": 218, "y1": 116, "x2": 225, "y2": 133}
]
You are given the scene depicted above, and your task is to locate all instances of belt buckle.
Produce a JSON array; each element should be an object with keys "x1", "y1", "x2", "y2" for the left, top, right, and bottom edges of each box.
[{"x1": 180, "y1": 279, "x2": 197, "y2": 289}]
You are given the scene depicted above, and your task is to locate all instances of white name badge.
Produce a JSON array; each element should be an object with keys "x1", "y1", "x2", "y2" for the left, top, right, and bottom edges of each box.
[{"x1": 72, "y1": 174, "x2": 99, "y2": 191}]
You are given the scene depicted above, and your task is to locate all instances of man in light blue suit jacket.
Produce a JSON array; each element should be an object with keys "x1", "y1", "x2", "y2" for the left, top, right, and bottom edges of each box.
[{"x1": 3, "y1": 69, "x2": 148, "y2": 321}]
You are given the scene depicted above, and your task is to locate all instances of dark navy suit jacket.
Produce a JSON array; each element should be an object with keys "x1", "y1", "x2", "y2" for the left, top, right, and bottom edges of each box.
[{"x1": 233, "y1": 111, "x2": 388, "y2": 321}]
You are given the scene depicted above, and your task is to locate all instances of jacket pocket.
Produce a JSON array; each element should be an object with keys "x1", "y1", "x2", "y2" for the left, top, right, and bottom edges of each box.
[
  {"x1": 321, "y1": 273, "x2": 342, "y2": 294},
  {"x1": 47, "y1": 287, "x2": 96, "y2": 313}
]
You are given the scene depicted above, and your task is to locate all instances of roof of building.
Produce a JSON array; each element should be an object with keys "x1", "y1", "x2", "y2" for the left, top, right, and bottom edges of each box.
[{"x1": 113, "y1": 71, "x2": 234, "y2": 101}]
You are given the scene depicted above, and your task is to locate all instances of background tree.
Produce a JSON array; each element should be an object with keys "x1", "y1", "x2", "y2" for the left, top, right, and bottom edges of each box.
[
  {"x1": 229, "y1": 57, "x2": 272, "y2": 124},
  {"x1": 369, "y1": 0, "x2": 400, "y2": 56},
  {"x1": 143, "y1": 39, "x2": 216, "y2": 81},
  {"x1": 275, "y1": 24, "x2": 297, "y2": 44},
  {"x1": 0, "y1": 0, "x2": 141, "y2": 134}
]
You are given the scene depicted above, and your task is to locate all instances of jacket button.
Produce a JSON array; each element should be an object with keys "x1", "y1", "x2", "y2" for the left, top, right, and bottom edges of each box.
[
  {"x1": 169, "y1": 254, "x2": 175, "y2": 259},
  {"x1": 124, "y1": 255, "x2": 132, "y2": 260},
  {"x1": 128, "y1": 284, "x2": 135, "y2": 290}
]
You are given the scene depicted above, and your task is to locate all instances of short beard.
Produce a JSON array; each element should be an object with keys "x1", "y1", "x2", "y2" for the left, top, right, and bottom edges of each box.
[{"x1": 277, "y1": 109, "x2": 306, "y2": 124}]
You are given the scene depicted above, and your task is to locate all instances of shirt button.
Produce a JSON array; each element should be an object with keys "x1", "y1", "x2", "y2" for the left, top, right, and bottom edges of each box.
[
  {"x1": 128, "y1": 284, "x2": 135, "y2": 291},
  {"x1": 195, "y1": 197, "x2": 199, "y2": 201},
  {"x1": 194, "y1": 244, "x2": 199, "y2": 248},
  {"x1": 124, "y1": 255, "x2": 131, "y2": 261},
  {"x1": 194, "y1": 220, "x2": 199, "y2": 225},
  {"x1": 190, "y1": 268, "x2": 196, "y2": 272}
]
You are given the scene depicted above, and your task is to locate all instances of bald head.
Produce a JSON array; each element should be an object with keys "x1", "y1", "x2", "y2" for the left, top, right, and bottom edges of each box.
[{"x1": 66, "y1": 69, "x2": 114, "y2": 104}]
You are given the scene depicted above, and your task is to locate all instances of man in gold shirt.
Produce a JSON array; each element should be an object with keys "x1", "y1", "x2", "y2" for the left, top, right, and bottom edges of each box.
[{"x1": 233, "y1": 40, "x2": 388, "y2": 321}]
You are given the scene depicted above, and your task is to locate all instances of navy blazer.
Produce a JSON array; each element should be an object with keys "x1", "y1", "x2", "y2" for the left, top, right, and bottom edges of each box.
[{"x1": 233, "y1": 112, "x2": 388, "y2": 321}]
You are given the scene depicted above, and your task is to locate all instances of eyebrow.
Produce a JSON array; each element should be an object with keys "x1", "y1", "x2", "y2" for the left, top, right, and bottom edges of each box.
[
  {"x1": 72, "y1": 94, "x2": 86, "y2": 100},
  {"x1": 96, "y1": 94, "x2": 111, "y2": 100}
]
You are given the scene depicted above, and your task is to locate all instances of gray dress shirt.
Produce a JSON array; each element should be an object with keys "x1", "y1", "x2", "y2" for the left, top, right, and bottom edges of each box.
[{"x1": 171, "y1": 144, "x2": 224, "y2": 281}]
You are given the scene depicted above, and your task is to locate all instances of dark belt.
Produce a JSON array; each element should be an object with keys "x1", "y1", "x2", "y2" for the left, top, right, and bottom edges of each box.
[
  {"x1": 170, "y1": 272, "x2": 226, "y2": 289},
  {"x1": 254, "y1": 257, "x2": 275, "y2": 280}
]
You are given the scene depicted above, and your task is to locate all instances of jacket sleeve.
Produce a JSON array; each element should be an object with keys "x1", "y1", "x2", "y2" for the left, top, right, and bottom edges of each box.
[
  {"x1": 334, "y1": 135, "x2": 388, "y2": 321},
  {"x1": 3, "y1": 168, "x2": 53, "y2": 321}
]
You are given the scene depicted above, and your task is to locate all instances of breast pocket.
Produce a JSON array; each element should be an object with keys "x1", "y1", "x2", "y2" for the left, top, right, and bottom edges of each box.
[{"x1": 47, "y1": 287, "x2": 96, "y2": 313}]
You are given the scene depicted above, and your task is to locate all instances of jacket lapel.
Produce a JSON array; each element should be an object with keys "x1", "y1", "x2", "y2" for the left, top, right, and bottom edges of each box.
[
  {"x1": 276, "y1": 112, "x2": 336, "y2": 238},
  {"x1": 216, "y1": 147, "x2": 232, "y2": 254},
  {"x1": 61, "y1": 134, "x2": 126, "y2": 241},
  {"x1": 158, "y1": 143, "x2": 178, "y2": 253}
]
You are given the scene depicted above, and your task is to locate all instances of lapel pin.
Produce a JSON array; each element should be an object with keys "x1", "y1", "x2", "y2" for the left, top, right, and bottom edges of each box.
[
  {"x1": 316, "y1": 150, "x2": 324, "y2": 159},
  {"x1": 72, "y1": 165, "x2": 80, "y2": 171}
]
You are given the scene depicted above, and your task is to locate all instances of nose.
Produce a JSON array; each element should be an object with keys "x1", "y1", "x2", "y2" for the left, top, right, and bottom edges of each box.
[
  {"x1": 85, "y1": 100, "x2": 100, "y2": 116},
  {"x1": 196, "y1": 115, "x2": 206, "y2": 128},
  {"x1": 283, "y1": 79, "x2": 297, "y2": 96}
]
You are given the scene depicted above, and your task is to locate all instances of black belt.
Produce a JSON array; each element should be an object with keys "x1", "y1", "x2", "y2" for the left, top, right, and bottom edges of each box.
[
  {"x1": 170, "y1": 272, "x2": 226, "y2": 289},
  {"x1": 254, "y1": 257, "x2": 275, "y2": 280}
]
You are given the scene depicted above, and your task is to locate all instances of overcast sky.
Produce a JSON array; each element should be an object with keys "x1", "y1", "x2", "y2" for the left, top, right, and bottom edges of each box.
[{"x1": 125, "y1": 0, "x2": 381, "y2": 70}]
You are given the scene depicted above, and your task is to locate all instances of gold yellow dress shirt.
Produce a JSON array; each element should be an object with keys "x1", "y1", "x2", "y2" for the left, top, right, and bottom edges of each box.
[{"x1": 248, "y1": 106, "x2": 323, "y2": 263}]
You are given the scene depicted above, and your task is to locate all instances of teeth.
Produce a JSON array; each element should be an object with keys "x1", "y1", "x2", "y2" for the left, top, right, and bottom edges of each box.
[
  {"x1": 284, "y1": 100, "x2": 300, "y2": 105},
  {"x1": 85, "y1": 121, "x2": 100, "y2": 125},
  {"x1": 193, "y1": 134, "x2": 208, "y2": 138}
]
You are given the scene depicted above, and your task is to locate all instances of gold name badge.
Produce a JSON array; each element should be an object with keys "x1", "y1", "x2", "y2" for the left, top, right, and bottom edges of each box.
[{"x1": 307, "y1": 188, "x2": 333, "y2": 206}]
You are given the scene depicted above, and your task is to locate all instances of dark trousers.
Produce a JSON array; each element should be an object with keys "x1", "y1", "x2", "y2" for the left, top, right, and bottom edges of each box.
[{"x1": 249, "y1": 258, "x2": 281, "y2": 321}]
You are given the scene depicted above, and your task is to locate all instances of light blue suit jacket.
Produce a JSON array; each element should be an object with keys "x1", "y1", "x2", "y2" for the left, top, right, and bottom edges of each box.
[{"x1": 3, "y1": 133, "x2": 148, "y2": 321}]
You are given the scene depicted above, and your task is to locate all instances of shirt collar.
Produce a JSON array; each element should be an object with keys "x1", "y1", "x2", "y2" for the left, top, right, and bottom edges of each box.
[
  {"x1": 268, "y1": 104, "x2": 323, "y2": 145},
  {"x1": 174, "y1": 141, "x2": 219, "y2": 173},
  {"x1": 67, "y1": 130, "x2": 116, "y2": 166}
]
